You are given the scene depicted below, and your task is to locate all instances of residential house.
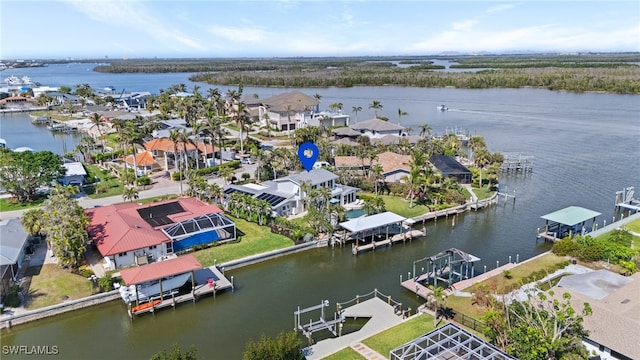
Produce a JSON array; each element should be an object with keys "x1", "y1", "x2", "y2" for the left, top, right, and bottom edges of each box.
[
  {"x1": 124, "y1": 151, "x2": 160, "y2": 176},
  {"x1": 350, "y1": 118, "x2": 405, "y2": 139},
  {"x1": 375, "y1": 151, "x2": 412, "y2": 182},
  {"x1": 309, "y1": 111, "x2": 351, "y2": 128},
  {"x1": 259, "y1": 91, "x2": 319, "y2": 131},
  {"x1": 0, "y1": 219, "x2": 30, "y2": 299},
  {"x1": 60, "y1": 161, "x2": 88, "y2": 186},
  {"x1": 223, "y1": 169, "x2": 358, "y2": 217},
  {"x1": 86, "y1": 197, "x2": 236, "y2": 269},
  {"x1": 144, "y1": 137, "x2": 199, "y2": 172}
]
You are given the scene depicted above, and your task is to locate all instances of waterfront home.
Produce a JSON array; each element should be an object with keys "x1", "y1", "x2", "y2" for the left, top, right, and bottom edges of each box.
[
  {"x1": 350, "y1": 118, "x2": 406, "y2": 138},
  {"x1": 223, "y1": 168, "x2": 358, "y2": 217},
  {"x1": 0, "y1": 219, "x2": 30, "y2": 300},
  {"x1": 86, "y1": 197, "x2": 236, "y2": 269},
  {"x1": 60, "y1": 161, "x2": 88, "y2": 186},
  {"x1": 334, "y1": 151, "x2": 412, "y2": 183},
  {"x1": 144, "y1": 137, "x2": 198, "y2": 172},
  {"x1": 258, "y1": 91, "x2": 319, "y2": 131},
  {"x1": 309, "y1": 111, "x2": 351, "y2": 128},
  {"x1": 430, "y1": 155, "x2": 472, "y2": 184},
  {"x1": 118, "y1": 91, "x2": 151, "y2": 111}
]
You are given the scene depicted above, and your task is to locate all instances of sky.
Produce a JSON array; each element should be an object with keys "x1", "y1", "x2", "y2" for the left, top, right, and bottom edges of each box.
[{"x1": 1, "y1": 0, "x2": 639, "y2": 59}]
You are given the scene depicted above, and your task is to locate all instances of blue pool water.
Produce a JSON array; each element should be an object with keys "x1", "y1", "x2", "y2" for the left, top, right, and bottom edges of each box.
[{"x1": 346, "y1": 208, "x2": 365, "y2": 219}]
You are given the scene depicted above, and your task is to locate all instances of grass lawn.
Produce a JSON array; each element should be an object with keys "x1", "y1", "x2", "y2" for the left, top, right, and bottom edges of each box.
[
  {"x1": 360, "y1": 193, "x2": 429, "y2": 218},
  {"x1": 469, "y1": 253, "x2": 568, "y2": 294},
  {"x1": 471, "y1": 186, "x2": 495, "y2": 200},
  {"x1": 362, "y1": 314, "x2": 435, "y2": 356},
  {"x1": 0, "y1": 196, "x2": 46, "y2": 212},
  {"x1": 322, "y1": 347, "x2": 364, "y2": 360},
  {"x1": 626, "y1": 218, "x2": 640, "y2": 233},
  {"x1": 446, "y1": 295, "x2": 488, "y2": 319},
  {"x1": 24, "y1": 264, "x2": 93, "y2": 309},
  {"x1": 84, "y1": 164, "x2": 124, "y2": 198},
  {"x1": 193, "y1": 216, "x2": 294, "y2": 266}
]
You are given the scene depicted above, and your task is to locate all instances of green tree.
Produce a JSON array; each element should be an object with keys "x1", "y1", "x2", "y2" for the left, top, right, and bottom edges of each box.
[
  {"x1": 21, "y1": 208, "x2": 45, "y2": 237},
  {"x1": 351, "y1": 105, "x2": 362, "y2": 123},
  {"x1": 122, "y1": 186, "x2": 139, "y2": 202},
  {"x1": 368, "y1": 100, "x2": 383, "y2": 118},
  {"x1": 150, "y1": 343, "x2": 197, "y2": 360},
  {"x1": 0, "y1": 150, "x2": 64, "y2": 203},
  {"x1": 40, "y1": 185, "x2": 89, "y2": 269},
  {"x1": 242, "y1": 331, "x2": 303, "y2": 360},
  {"x1": 483, "y1": 290, "x2": 592, "y2": 360}
]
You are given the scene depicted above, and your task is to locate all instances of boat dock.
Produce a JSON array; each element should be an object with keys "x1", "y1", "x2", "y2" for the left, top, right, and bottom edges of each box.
[
  {"x1": 126, "y1": 264, "x2": 233, "y2": 318},
  {"x1": 350, "y1": 229, "x2": 424, "y2": 255},
  {"x1": 500, "y1": 153, "x2": 533, "y2": 173},
  {"x1": 46, "y1": 120, "x2": 78, "y2": 133}
]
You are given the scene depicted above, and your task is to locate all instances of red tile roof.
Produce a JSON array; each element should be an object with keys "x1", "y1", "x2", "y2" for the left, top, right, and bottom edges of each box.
[
  {"x1": 124, "y1": 151, "x2": 157, "y2": 166},
  {"x1": 85, "y1": 198, "x2": 223, "y2": 256},
  {"x1": 145, "y1": 138, "x2": 197, "y2": 152},
  {"x1": 119, "y1": 254, "x2": 201, "y2": 285}
]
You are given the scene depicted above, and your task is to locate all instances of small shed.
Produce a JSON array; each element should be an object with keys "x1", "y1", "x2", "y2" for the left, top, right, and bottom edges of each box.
[{"x1": 540, "y1": 206, "x2": 601, "y2": 239}]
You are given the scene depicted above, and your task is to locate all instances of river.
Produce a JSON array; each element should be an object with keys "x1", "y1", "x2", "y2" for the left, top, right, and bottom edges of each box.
[{"x1": 0, "y1": 64, "x2": 639, "y2": 359}]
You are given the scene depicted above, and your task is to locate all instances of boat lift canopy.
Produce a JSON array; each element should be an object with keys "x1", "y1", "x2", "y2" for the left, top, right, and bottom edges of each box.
[{"x1": 339, "y1": 211, "x2": 406, "y2": 233}]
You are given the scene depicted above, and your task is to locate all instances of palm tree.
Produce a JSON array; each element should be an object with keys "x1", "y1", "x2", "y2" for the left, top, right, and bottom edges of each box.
[
  {"x1": 351, "y1": 106, "x2": 362, "y2": 123},
  {"x1": 419, "y1": 124, "x2": 432, "y2": 138},
  {"x1": 207, "y1": 183, "x2": 223, "y2": 204},
  {"x1": 118, "y1": 123, "x2": 145, "y2": 180},
  {"x1": 369, "y1": 100, "x2": 383, "y2": 118},
  {"x1": 89, "y1": 113, "x2": 106, "y2": 153},
  {"x1": 233, "y1": 101, "x2": 250, "y2": 154},
  {"x1": 219, "y1": 166, "x2": 234, "y2": 184},
  {"x1": 122, "y1": 186, "x2": 139, "y2": 202},
  {"x1": 313, "y1": 93, "x2": 322, "y2": 112},
  {"x1": 397, "y1": 108, "x2": 408, "y2": 125},
  {"x1": 371, "y1": 164, "x2": 384, "y2": 195}
]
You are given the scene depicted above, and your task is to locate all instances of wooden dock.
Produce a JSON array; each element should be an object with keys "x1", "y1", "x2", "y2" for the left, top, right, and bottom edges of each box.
[
  {"x1": 351, "y1": 229, "x2": 424, "y2": 255},
  {"x1": 127, "y1": 265, "x2": 233, "y2": 318},
  {"x1": 536, "y1": 230, "x2": 562, "y2": 242}
]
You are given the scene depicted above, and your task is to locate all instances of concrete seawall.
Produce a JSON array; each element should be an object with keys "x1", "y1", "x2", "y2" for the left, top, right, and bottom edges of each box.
[{"x1": 1, "y1": 291, "x2": 121, "y2": 329}]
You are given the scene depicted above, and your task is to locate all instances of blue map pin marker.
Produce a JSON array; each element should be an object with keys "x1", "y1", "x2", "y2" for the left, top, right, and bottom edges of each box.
[{"x1": 298, "y1": 142, "x2": 319, "y2": 172}]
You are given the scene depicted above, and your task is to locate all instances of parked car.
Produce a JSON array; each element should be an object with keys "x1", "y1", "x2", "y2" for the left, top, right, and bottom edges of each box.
[{"x1": 241, "y1": 157, "x2": 254, "y2": 165}]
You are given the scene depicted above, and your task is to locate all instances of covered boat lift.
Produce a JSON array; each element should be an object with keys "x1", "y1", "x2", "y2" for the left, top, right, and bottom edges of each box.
[
  {"x1": 336, "y1": 212, "x2": 423, "y2": 254},
  {"x1": 537, "y1": 206, "x2": 601, "y2": 242}
]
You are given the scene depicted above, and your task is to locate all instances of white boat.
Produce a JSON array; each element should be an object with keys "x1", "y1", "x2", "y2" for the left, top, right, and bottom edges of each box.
[
  {"x1": 437, "y1": 104, "x2": 448, "y2": 111},
  {"x1": 0, "y1": 138, "x2": 6, "y2": 148},
  {"x1": 118, "y1": 272, "x2": 192, "y2": 303},
  {"x1": 3, "y1": 75, "x2": 21, "y2": 85},
  {"x1": 21, "y1": 76, "x2": 34, "y2": 85}
]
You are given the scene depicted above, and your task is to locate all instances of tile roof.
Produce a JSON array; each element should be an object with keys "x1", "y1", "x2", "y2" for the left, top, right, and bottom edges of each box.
[
  {"x1": 86, "y1": 197, "x2": 223, "y2": 256},
  {"x1": 144, "y1": 137, "x2": 197, "y2": 152},
  {"x1": 124, "y1": 151, "x2": 157, "y2": 166},
  {"x1": 335, "y1": 156, "x2": 370, "y2": 168},
  {"x1": 332, "y1": 127, "x2": 361, "y2": 137},
  {"x1": 119, "y1": 254, "x2": 202, "y2": 285},
  {"x1": 350, "y1": 118, "x2": 404, "y2": 132},
  {"x1": 261, "y1": 91, "x2": 318, "y2": 112},
  {"x1": 375, "y1": 151, "x2": 412, "y2": 174}
]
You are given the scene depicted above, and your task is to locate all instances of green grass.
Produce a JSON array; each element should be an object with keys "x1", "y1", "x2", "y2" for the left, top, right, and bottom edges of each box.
[
  {"x1": 446, "y1": 295, "x2": 488, "y2": 319},
  {"x1": 469, "y1": 253, "x2": 567, "y2": 294},
  {"x1": 84, "y1": 164, "x2": 124, "y2": 198},
  {"x1": 362, "y1": 314, "x2": 435, "y2": 356},
  {"x1": 471, "y1": 186, "x2": 495, "y2": 200},
  {"x1": 322, "y1": 347, "x2": 364, "y2": 360},
  {"x1": 192, "y1": 216, "x2": 294, "y2": 266},
  {"x1": 0, "y1": 196, "x2": 47, "y2": 212},
  {"x1": 25, "y1": 264, "x2": 94, "y2": 309},
  {"x1": 360, "y1": 193, "x2": 429, "y2": 218},
  {"x1": 626, "y1": 218, "x2": 640, "y2": 233}
]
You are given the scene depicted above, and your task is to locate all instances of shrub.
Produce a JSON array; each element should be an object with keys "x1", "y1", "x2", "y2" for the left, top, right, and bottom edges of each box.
[
  {"x1": 3, "y1": 285, "x2": 22, "y2": 308},
  {"x1": 503, "y1": 270, "x2": 513, "y2": 279},
  {"x1": 136, "y1": 176, "x2": 151, "y2": 186}
]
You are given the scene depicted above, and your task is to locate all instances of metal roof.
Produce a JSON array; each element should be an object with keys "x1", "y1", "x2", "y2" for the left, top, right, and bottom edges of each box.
[
  {"x1": 540, "y1": 206, "x2": 601, "y2": 226},
  {"x1": 339, "y1": 211, "x2": 406, "y2": 233},
  {"x1": 390, "y1": 323, "x2": 516, "y2": 360},
  {"x1": 0, "y1": 219, "x2": 29, "y2": 266},
  {"x1": 119, "y1": 255, "x2": 201, "y2": 285},
  {"x1": 285, "y1": 168, "x2": 338, "y2": 186}
]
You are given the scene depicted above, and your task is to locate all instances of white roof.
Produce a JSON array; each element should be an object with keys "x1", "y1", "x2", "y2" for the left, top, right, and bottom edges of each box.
[
  {"x1": 243, "y1": 183, "x2": 268, "y2": 191},
  {"x1": 63, "y1": 162, "x2": 87, "y2": 177},
  {"x1": 339, "y1": 211, "x2": 406, "y2": 233}
]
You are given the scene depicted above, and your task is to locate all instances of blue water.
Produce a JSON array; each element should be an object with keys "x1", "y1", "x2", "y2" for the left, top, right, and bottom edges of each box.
[{"x1": 346, "y1": 208, "x2": 365, "y2": 219}]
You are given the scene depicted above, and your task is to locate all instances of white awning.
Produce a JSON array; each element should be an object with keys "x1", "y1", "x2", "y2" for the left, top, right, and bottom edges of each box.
[{"x1": 339, "y1": 211, "x2": 406, "y2": 233}]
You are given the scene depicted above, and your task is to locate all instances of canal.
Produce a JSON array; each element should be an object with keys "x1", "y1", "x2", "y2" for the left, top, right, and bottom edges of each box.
[{"x1": 0, "y1": 66, "x2": 638, "y2": 359}]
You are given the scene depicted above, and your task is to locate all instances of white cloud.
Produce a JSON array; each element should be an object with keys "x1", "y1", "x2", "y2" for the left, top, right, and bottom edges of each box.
[
  {"x1": 65, "y1": 0, "x2": 207, "y2": 52},
  {"x1": 486, "y1": 3, "x2": 520, "y2": 14},
  {"x1": 451, "y1": 19, "x2": 479, "y2": 31}
]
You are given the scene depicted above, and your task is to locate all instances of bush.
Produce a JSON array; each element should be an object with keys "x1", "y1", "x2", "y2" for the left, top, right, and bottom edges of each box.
[
  {"x1": 136, "y1": 176, "x2": 151, "y2": 186},
  {"x1": 76, "y1": 265, "x2": 95, "y2": 278},
  {"x1": 3, "y1": 285, "x2": 22, "y2": 308}
]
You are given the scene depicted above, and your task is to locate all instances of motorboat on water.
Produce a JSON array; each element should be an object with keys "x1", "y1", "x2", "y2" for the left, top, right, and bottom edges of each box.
[
  {"x1": 118, "y1": 272, "x2": 192, "y2": 303},
  {"x1": 3, "y1": 75, "x2": 35, "y2": 86},
  {"x1": 437, "y1": 104, "x2": 448, "y2": 111}
]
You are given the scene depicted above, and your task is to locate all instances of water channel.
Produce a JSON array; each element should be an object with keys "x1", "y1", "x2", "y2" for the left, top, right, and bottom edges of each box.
[{"x1": 0, "y1": 64, "x2": 638, "y2": 359}]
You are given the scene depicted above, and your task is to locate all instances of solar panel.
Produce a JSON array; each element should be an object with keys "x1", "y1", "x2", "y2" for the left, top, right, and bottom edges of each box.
[
  {"x1": 256, "y1": 193, "x2": 286, "y2": 207},
  {"x1": 137, "y1": 201, "x2": 185, "y2": 227}
]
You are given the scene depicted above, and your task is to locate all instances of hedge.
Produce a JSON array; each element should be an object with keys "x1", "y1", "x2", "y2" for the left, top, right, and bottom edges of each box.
[{"x1": 171, "y1": 160, "x2": 241, "y2": 180}]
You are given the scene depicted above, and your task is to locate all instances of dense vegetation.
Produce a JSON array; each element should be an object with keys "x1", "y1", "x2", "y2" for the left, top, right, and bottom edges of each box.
[{"x1": 91, "y1": 54, "x2": 640, "y2": 94}]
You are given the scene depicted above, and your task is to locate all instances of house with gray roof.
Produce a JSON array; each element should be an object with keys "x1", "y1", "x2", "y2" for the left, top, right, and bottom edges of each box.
[
  {"x1": 350, "y1": 118, "x2": 405, "y2": 138},
  {"x1": 258, "y1": 91, "x2": 319, "y2": 132},
  {"x1": 0, "y1": 219, "x2": 30, "y2": 300},
  {"x1": 223, "y1": 169, "x2": 358, "y2": 217}
]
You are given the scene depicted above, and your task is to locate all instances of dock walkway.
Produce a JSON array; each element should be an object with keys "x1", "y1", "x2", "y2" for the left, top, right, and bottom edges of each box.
[
  {"x1": 304, "y1": 297, "x2": 403, "y2": 360},
  {"x1": 351, "y1": 229, "x2": 424, "y2": 255}
]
